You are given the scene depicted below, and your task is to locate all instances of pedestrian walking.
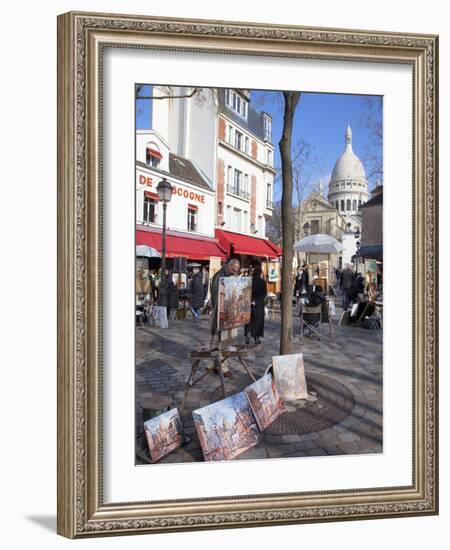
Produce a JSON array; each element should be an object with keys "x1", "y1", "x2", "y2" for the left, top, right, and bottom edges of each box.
[
  {"x1": 245, "y1": 266, "x2": 267, "y2": 345},
  {"x1": 340, "y1": 265, "x2": 355, "y2": 311},
  {"x1": 188, "y1": 267, "x2": 205, "y2": 320},
  {"x1": 166, "y1": 280, "x2": 179, "y2": 320}
]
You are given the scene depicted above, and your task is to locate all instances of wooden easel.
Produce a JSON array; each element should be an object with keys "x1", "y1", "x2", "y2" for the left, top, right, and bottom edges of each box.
[{"x1": 180, "y1": 330, "x2": 257, "y2": 413}]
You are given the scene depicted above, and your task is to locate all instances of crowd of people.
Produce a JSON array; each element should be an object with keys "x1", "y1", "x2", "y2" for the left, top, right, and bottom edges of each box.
[{"x1": 138, "y1": 258, "x2": 382, "y2": 337}]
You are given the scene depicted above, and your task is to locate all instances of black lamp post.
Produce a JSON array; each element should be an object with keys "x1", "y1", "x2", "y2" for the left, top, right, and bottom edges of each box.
[
  {"x1": 302, "y1": 221, "x2": 311, "y2": 267},
  {"x1": 156, "y1": 177, "x2": 173, "y2": 307}
]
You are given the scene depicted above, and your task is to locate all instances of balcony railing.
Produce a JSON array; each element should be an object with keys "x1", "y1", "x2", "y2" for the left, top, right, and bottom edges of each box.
[
  {"x1": 226, "y1": 184, "x2": 250, "y2": 200},
  {"x1": 266, "y1": 199, "x2": 273, "y2": 209}
]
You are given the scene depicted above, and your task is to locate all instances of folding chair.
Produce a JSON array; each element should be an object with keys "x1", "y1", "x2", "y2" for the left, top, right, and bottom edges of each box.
[{"x1": 299, "y1": 304, "x2": 322, "y2": 341}]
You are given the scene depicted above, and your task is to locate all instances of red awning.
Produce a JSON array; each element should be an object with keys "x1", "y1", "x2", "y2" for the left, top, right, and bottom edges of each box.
[
  {"x1": 215, "y1": 229, "x2": 281, "y2": 259},
  {"x1": 146, "y1": 147, "x2": 162, "y2": 159},
  {"x1": 136, "y1": 229, "x2": 226, "y2": 261}
]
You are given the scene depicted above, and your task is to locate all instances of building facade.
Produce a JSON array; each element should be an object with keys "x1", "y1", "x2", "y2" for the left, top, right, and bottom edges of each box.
[
  {"x1": 138, "y1": 85, "x2": 281, "y2": 274},
  {"x1": 135, "y1": 129, "x2": 226, "y2": 262},
  {"x1": 215, "y1": 89, "x2": 276, "y2": 239}
]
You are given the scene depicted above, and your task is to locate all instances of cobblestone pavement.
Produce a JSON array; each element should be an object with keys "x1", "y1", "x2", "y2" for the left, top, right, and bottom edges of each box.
[{"x1": 136, "y1": 301, "x2": 382, "y2": 464}]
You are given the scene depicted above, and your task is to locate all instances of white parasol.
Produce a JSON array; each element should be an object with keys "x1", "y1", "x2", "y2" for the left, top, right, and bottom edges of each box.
[
  {"x1": 136, "y1": 245, "x2": 161, "y2": 258},
  {"x1": 293, "y1": 234, "x2": 343, "y2": 254}
]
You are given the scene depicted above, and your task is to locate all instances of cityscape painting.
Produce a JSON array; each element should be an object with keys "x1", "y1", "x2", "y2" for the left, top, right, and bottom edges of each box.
[
  {"x1": 143, "y1": 408, "x2": 185, "y2": 463},
  {"x1": 193, "y1": 393, "x2": 261, "y2": 461},
  {"x1": 272, "y1": 353, "x2": 308, "y2": 401},
  {"x1": 218, "y1": 276, "x2": 252, "y2": 331},
  {"x1": 245, "y1": 373, "x2": 285, "y2": 431}
]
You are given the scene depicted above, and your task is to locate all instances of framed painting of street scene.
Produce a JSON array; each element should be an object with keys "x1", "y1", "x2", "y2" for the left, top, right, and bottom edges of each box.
[
  {"x1": 57, "y1": 11, "x2": 438, "y2": 538},
  {"x1": 193, "y1": 393, "x2": 261, "y2": 461},
  {"x1": 143, "y1": 408, "x2": 185, "y2": 463}
]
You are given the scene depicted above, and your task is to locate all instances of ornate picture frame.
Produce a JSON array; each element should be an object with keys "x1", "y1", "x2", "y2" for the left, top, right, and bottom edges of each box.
[{"x1": 57, "y1": 11, "x2": 438, "y2": 538}]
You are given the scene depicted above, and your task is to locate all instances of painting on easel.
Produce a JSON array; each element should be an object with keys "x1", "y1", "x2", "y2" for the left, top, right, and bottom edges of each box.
[
  {"x1": 143, "y1": 408, "x2": 185, "y2": 463},
  {"x1": 245, "y1": 373, "x2": 285, "y2": 431},
  {"x1": 193, "y1": 392, "x2": 261, "y2": 461},
  {"x1": 218, "y1": 276, "x2": 252, "y2": 331}
]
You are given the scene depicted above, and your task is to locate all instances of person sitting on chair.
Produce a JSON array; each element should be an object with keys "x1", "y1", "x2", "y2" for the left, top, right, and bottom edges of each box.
[{"x1": 302, "y1": 285, "x2": 325, "y2": 335}]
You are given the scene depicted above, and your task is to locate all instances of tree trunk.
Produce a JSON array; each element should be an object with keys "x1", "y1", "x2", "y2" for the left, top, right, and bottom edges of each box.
[{"x1": 279, "y1": 91, "x2": 301, "y2": 355}]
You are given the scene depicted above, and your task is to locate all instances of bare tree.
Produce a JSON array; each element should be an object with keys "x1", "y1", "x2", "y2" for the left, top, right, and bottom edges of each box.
[
  {"x1": 265, "y1": 200, "x2": 282, "y2": 245},
  {"x1": 359, "y1": 96, "x2": 383, "y2": 183},
  {"x1": 279, "y1": 91, "x2": 301, "y2": 355}
]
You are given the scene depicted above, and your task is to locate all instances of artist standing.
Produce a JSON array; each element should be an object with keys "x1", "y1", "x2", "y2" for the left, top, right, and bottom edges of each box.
[{"x1": 245, "y1": 266, "x2": 267, "y2": 345}]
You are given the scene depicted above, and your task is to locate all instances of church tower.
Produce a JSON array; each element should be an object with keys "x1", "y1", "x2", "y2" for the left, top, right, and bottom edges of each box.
[{"x1": 327, "y1": 126, "x2": 369, "y2": 229}]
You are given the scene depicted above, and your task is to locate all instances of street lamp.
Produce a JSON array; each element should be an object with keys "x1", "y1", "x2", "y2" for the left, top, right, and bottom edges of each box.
[
  {"x1": 156, "y1": 177, "x2": 173, "y2": 307},
  {"x1": 303, "y1": 221, "x2": 311, "y2": 236}
]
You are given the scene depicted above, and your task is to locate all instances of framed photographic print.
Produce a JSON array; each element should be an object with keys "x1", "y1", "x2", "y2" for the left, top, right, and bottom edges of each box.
[{"x1": 57, "y1": 11, "x2": 438, "y2": 538}]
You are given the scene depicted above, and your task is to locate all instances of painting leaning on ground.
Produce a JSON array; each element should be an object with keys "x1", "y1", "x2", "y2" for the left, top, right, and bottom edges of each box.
[{"x1": 135, "y1": 83, "x2": 383, "y2": 465}]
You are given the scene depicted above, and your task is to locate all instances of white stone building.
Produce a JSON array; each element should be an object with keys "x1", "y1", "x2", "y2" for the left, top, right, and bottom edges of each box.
[
  {"x1": 327, "y1": 125, "x2": 370, "y2": 265},
  {"x1": 141, "y1": 86, "x2": 280, "y2": 272}
]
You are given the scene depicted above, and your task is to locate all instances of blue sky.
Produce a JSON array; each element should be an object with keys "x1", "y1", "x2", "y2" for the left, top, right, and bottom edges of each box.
[{"x1": 136, "y1": 85, "x2": 382, "y2": 201}]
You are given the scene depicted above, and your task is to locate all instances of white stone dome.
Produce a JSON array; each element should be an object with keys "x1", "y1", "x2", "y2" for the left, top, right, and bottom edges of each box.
[{"x1": 330, "y1": 126, "x2": 367, "y2": 183}]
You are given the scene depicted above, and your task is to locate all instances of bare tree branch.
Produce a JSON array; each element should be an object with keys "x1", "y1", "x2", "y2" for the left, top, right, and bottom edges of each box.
[{"x1": 136, "y1": 86, "x2": 202, "y2": 100}]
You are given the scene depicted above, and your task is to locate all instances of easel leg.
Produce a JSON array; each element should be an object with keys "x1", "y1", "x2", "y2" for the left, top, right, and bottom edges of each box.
[
  {"x1": 180, "y1": 359, "x2": 200, "y2": 413},
  {"x1": 238, "y1": 355, "x2": 257, "y2": 382},
  {"x1": 215, "y1": 333, "x2": 227, "y2": 398}
]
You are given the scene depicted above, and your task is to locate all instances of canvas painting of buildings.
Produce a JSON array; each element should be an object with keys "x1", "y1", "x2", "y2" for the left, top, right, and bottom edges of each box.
[
  {"x1": 143, "y1": 408, "x2": 185, "y2": 463},
  {"x1": 218, "y1": 276, "x2": 252, "y2": 331},
  {"x1": 272, "y1": 353, "x2": 308, "y2": 401},
  {"x1": 244, "y1": 373, "x2": 285, "y2": 431},
  {"x1": 193, "y1": 392, "x2": 261, "y2": 461}
]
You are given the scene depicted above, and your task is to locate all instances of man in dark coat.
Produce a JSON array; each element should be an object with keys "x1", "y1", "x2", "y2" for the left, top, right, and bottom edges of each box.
[
  {"x1": 189, "y1": 267, "x2": 205, "y2": 320},
  {"x1": 340, "y1": 265, "x2": 355, "y2": 311},
  {"x1": 210, "y1": 258, "x2": 241, "y2": 334},
  {"x1": 245, "y1": 266, "x2": 267, "y2": 344}
]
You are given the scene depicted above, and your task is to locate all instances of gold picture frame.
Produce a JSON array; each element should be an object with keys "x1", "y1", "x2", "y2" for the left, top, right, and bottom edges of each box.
[{"x1": 57, "y1": 11, "x2": 439, "y2": 538}]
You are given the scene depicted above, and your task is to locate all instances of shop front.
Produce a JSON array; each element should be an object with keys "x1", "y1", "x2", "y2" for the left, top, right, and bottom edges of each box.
[{"x1": 215, "y1": 229, "x2": 282, "y2": 294}]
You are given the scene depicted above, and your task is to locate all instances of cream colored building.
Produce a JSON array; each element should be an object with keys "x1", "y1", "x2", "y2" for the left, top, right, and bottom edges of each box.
[{"x1": 295, "y1": 191, "x2": 347, "y2": 274}]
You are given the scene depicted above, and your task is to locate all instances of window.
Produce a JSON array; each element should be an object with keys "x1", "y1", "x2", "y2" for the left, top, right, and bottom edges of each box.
[
  {"x1": 235, "y1": 130, "x2": 242, "y2": 150},
  {"x1": 358, "y1": 199, "x2": 362, "y2": 207},
  {"x1": 346, "y1": 199, "x2": 351, "y2": 211},
  {"x1": 244, "y1": 174, "x2": 249, "y2": 194},
  {"x1": 257, "y1": 215, "x2": 263, "y2": 236},
  {"x1": 218, "y1": 201, "x2": 223, "y2": 216},
  {"x1": 266, "y1": 183, "x2": 272, "y2": 208},
  {"x1": 234, "y1": 169, "x2": 242, "y2": 194},
  {"x1": 226, "y1": 205, "x2": 232, "y2": 227},
  {"x1": 233, "y1": 208, "x2": 241, "y2": 232},
  {"x1": 263, "y1": 114, "x2": 272, "y2": 141},
  {"x1": 245, "y1": 136, "x2": 249, "y2": 155},
  {"x1": 187, "y1": 206, "x2": 197, "y2": 232},
  {"x1": 227, "y1": 90, "x2": 248, "y2": 119},
  {"x1": 146, "y1": 143, "x2": 162, "y2": 167},
  {"x1": 143, "y1": 195, "x2": 157, "y2": 223},
  {"x1": 311, "y1": 220, "x2": 320, "y2": 234},
  {"x1": 352, "y1": 199, "x2": 357, "y2": 211},
  {"x1": 227, "y1": 165, "x2": 233, "y2": 188},
  {"x1": 228, "y1": 125, "x2": 234, "y2": 144},
  {"x1": 341, "y1": 200, "x2": 345, "y2": 211},
  {"x1": 243, "y1": 211, "x2": 248, "y2": 233},
  {"x1": 267, "y1": 149, "x2": 273, "y2": 166}
]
